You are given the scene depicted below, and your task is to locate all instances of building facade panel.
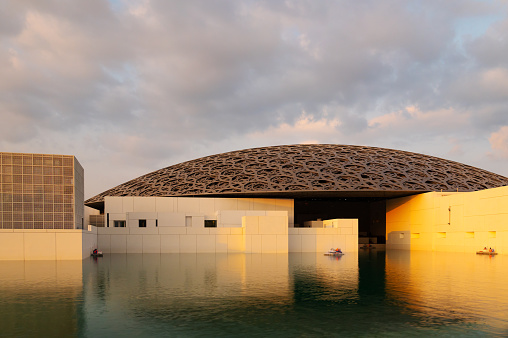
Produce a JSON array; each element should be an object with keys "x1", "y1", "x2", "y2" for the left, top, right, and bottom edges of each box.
[{"x1": 0, "y1": 152, "x2": 83, "y2": 230}]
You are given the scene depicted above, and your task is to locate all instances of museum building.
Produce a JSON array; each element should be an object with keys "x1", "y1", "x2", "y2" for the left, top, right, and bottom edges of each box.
[
  {"x1": 2, "y1": 145, "x2": 508, "y2": 259},
  {"x1": 83, "y1": 144, "x2": 508, "y2": 255},
  {"x1": 0, "y1": 152, "x2": 96, "y2": 260}
]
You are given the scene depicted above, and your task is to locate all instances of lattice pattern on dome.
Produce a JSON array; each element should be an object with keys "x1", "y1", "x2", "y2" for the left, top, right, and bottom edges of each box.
[{"x1": 85, "y1": 144, "x2": 508, "y2": 205}]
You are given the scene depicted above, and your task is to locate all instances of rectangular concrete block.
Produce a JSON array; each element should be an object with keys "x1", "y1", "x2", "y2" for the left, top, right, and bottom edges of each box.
[
  {"x1": 160, "y1": 235, "x2": 180, "y2": 253},
  {"x1": 237, "y1": 198, "x2": 253, "y2": 210},
  {"x1": 176, "y1": 197, "x2": 200, "y2": 213},
  {"x1": 0, "y1": 233, "x2": 24, "y2": 260},
  {"x1": 288, "y1": 234, "x2": 301, "y2": 252},
  {"x1": 56, "y1": 233, "x2": 82, "y2": 260},
  {"x1": 215, "y1": 198, "x2": 238, "y2": 211},
  {"x1": 110, "y1": 235, "x2": 127, "y2": 253},
  {"x1": 98, "y1": 227, "x2": 129, "y2": 235},
  {"x1": 227, "y1": 235, "x2": 244, "y2": 252},
  {"x1": 105, "y1": 196, "x2": 123, "y2": 213},
  {"x1": 300, "y1": 234, "x2": 317, "y2": 252},
  {"x1": 277, "y1": 234, "x2": 288, "y2": 253},
  {"x1": 288, "y1": 228, "x2": 299, "y2": 235},
  {"x1": 158, "y1": 226, "x2": 187, "y2": 235},
  {"x1": 209, "y1": 228, "x2": 231, "y2": 235},
  {"x1": 127, "y1": 235, "x2": 143, "y2": 253},
  {"x1": 191, "y1": 216, "x2": 205, "y2": 228},
  {"x1": 156, "y1": 197, "x2": 175, "y2": 212},
  {"x1": 261, "y1": 234, "x2": 277, "y2": 253},
  {"x1": 340, "y1": 227, "x2": 353, "y2": 235},
  {"x1": 133, "y1": 197, "x2": 156, "y2": 212},
  {"x1": 197, "y1": 235, "x2": 216, "y2": 253},
  {"x1": 251, "y1": 235, "x2": 262, "y2": 253},
  {"x1": 109, "y1": 213, "x2": 127, "y2": 222},
  {"x1": 158, "y1": 213, "x2": 186, "y2": 227},
  {"x1": 24, "y1": 233, "x2": 56, "y2": 260},
  {"x1": 316, "y1": 234, "x2": 333, "y2": 252},
  {"x1": 186, "y1": 227, "x2": 210, "y2": 235},
  {"x1": 258, "y1": 216, "x2": 287, "y2": 235},
  {"x1": 129, "y1": 227, "x2": 159, "y2": 235},
  {"x1": 314, "y1": 228, "x2": 328, "y2": 235},
  {"x1": 243, "y1": 216, "x2": 259, "y2": 235},
  {"x1": 252, "y1": 198, "x2": 277, "y2": 211},
  {"x1": 230, "y1": 228, "x2": 243, "y2": 235},
  {"x1": 98, "y1": 234, "x2": 111, "y2": 253},
  {"x1": 199, "y1": 198, "x2": 215, "y2": 214},
  {"x1": 143, "y1": 235, "x2": 161, "y2": 253},
  {"x1": 122, "y1": 197, "x2": 134, "y2": 212},
  {"x1": 216, "y1": 234, "x2": 229, "y2": 253},
  {"x1": 246, "y1": 210, "x2": 267, "y2": 216},
  {"x1": 128, "y1": 212, "x2": 157, "y2": 220},
  {"x1": 244, "y1": 234, "x2": 252, "y2": 252},
  {"x1": 220, "y1": 210, "x2": 246, "y2": 226},
  {"x1": 180, "y1": 235, "x2": 197, "y2": 253}
]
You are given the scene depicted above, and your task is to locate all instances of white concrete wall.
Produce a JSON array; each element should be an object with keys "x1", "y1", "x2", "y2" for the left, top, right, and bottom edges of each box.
[
  {"x1": 243, "y1": 215, "x2": 288, "y2": 253},
  {"x1": 0, "y1": 227, "x2": 98, "y2": 260},
  {"x1": 104, "y1": 196, "x2": 295, "y2": 227},
  {"x1": 97, "y1": 226, "x2": 245, "y2": 254},
  {"x1": 97, "y1": 214, "x2": 358, "y2": 254},
  {"x1": 98, "y1": 197, "x2": 359, "y2": 254}
]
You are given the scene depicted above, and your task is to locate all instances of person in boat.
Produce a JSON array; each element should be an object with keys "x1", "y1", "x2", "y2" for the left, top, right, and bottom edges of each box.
[
  {"x1": 93, "y1": 248, "x2": 98, "y2": 255},
  {"x1": 336, "y1": 248, "x2": 342, "y2": 254}
]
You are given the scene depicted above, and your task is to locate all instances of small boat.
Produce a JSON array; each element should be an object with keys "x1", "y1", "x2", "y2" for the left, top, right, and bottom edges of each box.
[
  {"x1": 91, "y1": 251, "x2": 103, "y2": 257},
  {"x1": 324, "y1": 250, "x2": 345, "y2": 256},
  {"x1": 476, "y1": 250, "x2": 498, "y2": 255}
]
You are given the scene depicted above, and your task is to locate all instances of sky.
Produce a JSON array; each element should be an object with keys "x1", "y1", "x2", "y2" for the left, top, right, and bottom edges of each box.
[{"x1": 1, "y1": 0, "x2": 508, "y2": 199}]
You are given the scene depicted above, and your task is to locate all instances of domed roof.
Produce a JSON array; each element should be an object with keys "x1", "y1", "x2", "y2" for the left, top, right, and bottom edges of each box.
[{"x1": 85, "y1": 144, "x2": 508, "y2": 208}]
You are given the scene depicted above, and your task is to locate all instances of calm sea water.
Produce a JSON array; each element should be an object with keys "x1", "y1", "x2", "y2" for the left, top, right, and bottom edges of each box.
[{"x1": 1, "y1": 251, "x2": 507, "y2": 337}]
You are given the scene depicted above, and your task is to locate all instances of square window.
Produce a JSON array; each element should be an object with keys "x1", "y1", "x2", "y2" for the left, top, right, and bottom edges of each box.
[
  {"x1": 114, "y1": 220, "x2": 126, "y2": 228},
  {"x1": 204, "y1": 220, "x2": 217, "y2": 228},
  {"x1": 139, "y1": 219, "x2": 147, "y2": 228}
]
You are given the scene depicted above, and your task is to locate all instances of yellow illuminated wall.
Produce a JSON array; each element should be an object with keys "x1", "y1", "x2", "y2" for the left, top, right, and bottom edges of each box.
[{"x1": 386, "y1": 186, "x2": 508, "y2": 253}]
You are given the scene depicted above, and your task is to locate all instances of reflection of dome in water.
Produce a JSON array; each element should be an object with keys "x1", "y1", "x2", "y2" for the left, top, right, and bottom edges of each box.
[{"x1": 85, "y1": 144, "x2": 508, "y2": 208}]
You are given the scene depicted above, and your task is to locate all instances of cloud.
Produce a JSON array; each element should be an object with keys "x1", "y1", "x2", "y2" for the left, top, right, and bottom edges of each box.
[
  {"x1": 490, "y1": 126, "x2": 508, "y2": 158},
  {"x1": 1, "y1": 0, "x2": 508, "y2": 197}
]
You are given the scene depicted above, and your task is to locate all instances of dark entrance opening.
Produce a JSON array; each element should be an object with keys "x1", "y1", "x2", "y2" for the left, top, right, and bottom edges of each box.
[{"x1": 294, "y1": 198, "x2": 386, "y2": 244}]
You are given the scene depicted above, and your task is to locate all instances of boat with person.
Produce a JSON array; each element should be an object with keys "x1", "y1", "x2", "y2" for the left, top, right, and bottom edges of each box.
[
  {"x1": 476, "y1": 247, "x2": 498, "y2": 255},
  {"x1": 91, "y1": 249, "x2": 103, "y2": 257},
  {"x1": 324, "y1": 248, "x2": 345, "y2": 256}
]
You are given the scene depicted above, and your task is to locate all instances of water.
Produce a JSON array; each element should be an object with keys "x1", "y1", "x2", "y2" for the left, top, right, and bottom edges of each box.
[{"x1": 1, "y1": 251, "x2": 508, "y2": 337}]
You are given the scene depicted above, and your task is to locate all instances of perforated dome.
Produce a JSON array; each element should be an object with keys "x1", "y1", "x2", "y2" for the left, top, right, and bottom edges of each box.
[{"x1": 85, "y1": 144, "x2": 508, "y2": 208}]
